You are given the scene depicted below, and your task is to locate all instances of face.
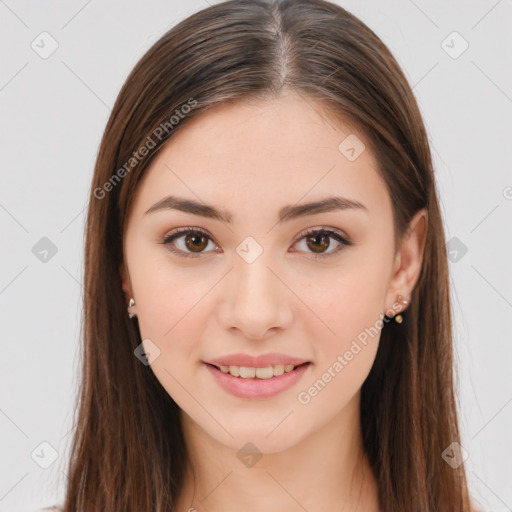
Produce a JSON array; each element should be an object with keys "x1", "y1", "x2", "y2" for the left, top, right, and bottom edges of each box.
[{"x1": 121, "y1": 92, "x2": 410, "y2": 453}]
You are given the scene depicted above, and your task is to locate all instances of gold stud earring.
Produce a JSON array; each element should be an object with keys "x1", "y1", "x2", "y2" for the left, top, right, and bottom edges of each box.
[
  {"x1": 394, "y1": 294, "x2": 408, "y2": 324},
  {"x1": 128, "y1": 297, "x2": 136, "y2": 318}
]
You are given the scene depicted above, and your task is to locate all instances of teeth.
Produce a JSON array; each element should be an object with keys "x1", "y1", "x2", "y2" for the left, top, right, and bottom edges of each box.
[
  {"x1": 228, "y1": 365, "x2": 239, "y2": 377},
  {"x1": 239, "y1": 366, "x2": 256, "y2": 378},
  {"x1": 217, "y1": 363, "x2": 300, "y2": 379},
  {"x1": 255, "y1": 366, "x2": 273, "y2": 379},
  {"x1": 273, "y1": 365, "x2": 284, "y2": 376}
]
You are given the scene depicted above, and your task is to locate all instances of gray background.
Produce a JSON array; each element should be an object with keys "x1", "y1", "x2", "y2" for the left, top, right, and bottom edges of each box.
[{"x1": 1, "y1": 0, "x2": 511, "y2": 511}]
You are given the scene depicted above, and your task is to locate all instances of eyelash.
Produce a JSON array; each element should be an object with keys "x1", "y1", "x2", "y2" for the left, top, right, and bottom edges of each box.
[{"x1": 159, "y1": 226, "x2": 352, "y2": 260}]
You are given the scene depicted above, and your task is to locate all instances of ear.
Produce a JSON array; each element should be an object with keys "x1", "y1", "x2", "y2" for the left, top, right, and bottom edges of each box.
[
  {"x1": 385, "y1": 208, "x2": 428, "y2": 313},
  {"x1": 120, "y1": 261, "x2": 138, "y2": 317},
  {"x1": 120, "y1": 261, "x2": 133, "y2": 297}
]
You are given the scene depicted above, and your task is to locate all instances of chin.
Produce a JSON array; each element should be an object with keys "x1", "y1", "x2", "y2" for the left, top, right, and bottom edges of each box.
[{"x1": 211, "y1": 423, "x2": 306, "y2": 456}]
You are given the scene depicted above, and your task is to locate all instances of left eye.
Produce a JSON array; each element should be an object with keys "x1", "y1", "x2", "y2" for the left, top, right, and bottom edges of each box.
[
  {"x1": 160, "y1": 227, "x2": 351, "y2": 260},
  {"x1": 292, "y1": 228, "x2": 351, "y2": 259}
]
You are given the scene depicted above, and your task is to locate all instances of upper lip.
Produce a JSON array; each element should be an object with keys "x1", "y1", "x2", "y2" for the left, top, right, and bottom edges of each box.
[{"x1": 205, "y1": 353, "x2": 310, "y2": 368}]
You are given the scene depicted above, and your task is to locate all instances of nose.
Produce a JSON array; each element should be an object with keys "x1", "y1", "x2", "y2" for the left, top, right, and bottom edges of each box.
[{"x1": 218, "y1": 254, "x2": 293, "y2": 341}]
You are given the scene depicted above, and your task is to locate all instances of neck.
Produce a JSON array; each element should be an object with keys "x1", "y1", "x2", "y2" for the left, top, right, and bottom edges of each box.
[{"x1": 175, "y1": 394, "x2": 381, "y2": 512}]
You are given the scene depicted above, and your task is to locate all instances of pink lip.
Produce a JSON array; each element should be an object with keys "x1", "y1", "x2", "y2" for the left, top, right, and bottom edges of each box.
[
  {"x1": 205, "y1": 352, "x2": 309, "y2": 368},
  {"x1": 204, "y1": 362, "x2": 311, "y2": 399}
]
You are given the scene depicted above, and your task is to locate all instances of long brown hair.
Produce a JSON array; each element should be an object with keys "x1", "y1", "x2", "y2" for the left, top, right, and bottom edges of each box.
[{"x1": 61, "y1": 0, "x2": 473, "y2": 510}]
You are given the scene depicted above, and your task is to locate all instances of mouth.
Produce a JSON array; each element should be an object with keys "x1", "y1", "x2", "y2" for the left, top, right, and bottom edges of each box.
[
  {"x1": 203, "y1": 361, "x2": 311, "y2": 399},
  {"x1": 204, "y1": 362, "x2": 310, "y2": 380}
]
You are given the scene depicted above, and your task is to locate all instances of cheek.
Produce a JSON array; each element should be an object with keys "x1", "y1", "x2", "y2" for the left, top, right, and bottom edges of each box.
[
  {"x1": 295, "y1": 252, "x2": 390, "y2": 398},
  {"x1": 302, "y1": 254, "x2": 390, "y2": 346},
  {"x1": 129, "y1": 238, "x2": 210, "y2": 341},
  {"x1": 135, "y1": 290, "x2": 207, "y2": 413},
  {"x1": 296, "y1": 291, "x2": 383, "y2": 417},
  {"x1": 136, "y1": 281, "x2": 205, "y2": 354},
  {"x1": 132, "y1": 263, "x2": 214, "y2": 375}
]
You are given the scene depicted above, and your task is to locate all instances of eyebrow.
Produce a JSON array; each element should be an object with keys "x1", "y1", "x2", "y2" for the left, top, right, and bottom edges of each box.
[{"x1": 144, "y1": 194, "x2": 367, "y2": 224}]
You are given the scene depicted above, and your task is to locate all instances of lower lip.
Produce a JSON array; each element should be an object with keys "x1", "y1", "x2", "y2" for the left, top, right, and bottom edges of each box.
[{"x1": 204, "y1": 362, "x2": 310, "y2": 399}]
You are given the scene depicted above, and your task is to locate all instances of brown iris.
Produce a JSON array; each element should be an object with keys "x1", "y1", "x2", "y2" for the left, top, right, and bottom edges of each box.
[
  {"x1": 306, "y1": 233, "x2": 330, "y2": 253},
  {"x1": 184, "y1": 232, "x2": 209, "y2": 252}
]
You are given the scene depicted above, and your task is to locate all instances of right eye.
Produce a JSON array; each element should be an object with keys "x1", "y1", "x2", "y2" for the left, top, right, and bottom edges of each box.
[{"x1": 159, "y1": 227, "x2": 219, "y2": 258}]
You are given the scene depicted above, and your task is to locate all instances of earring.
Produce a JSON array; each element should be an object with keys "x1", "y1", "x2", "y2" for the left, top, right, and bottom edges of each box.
[
  {"x1": 127, "y1": 297, "x2": 136, "y2": 318},
  {"x1": 394, "y1": 294, "x2": 408, "y2": 323}
]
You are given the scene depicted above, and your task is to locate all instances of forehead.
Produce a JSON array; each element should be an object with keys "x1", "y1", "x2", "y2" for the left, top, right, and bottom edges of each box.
[{"x1": 129, "y1": 93, "x2": 390, "y2": 223}]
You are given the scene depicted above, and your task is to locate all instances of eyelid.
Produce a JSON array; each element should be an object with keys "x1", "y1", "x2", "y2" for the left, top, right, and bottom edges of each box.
[{"x1": 295, "y1": 225, "x2": 350, "y2": 243}]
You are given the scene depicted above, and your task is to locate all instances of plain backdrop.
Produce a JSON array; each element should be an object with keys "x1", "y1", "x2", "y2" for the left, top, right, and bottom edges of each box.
[{"x1": 0, "y1": 0, "x2": 511, "y2": 511}]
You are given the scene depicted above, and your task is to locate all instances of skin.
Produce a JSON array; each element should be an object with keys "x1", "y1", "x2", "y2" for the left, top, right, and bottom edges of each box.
[{"x1": 120, "y1": 90, "x2": 427, "y2": 512}]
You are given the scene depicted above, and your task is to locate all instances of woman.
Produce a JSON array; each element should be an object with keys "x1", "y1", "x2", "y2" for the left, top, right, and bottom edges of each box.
[{"x1": 48, "y1": 0, "x2": 479, "y2": 510}]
